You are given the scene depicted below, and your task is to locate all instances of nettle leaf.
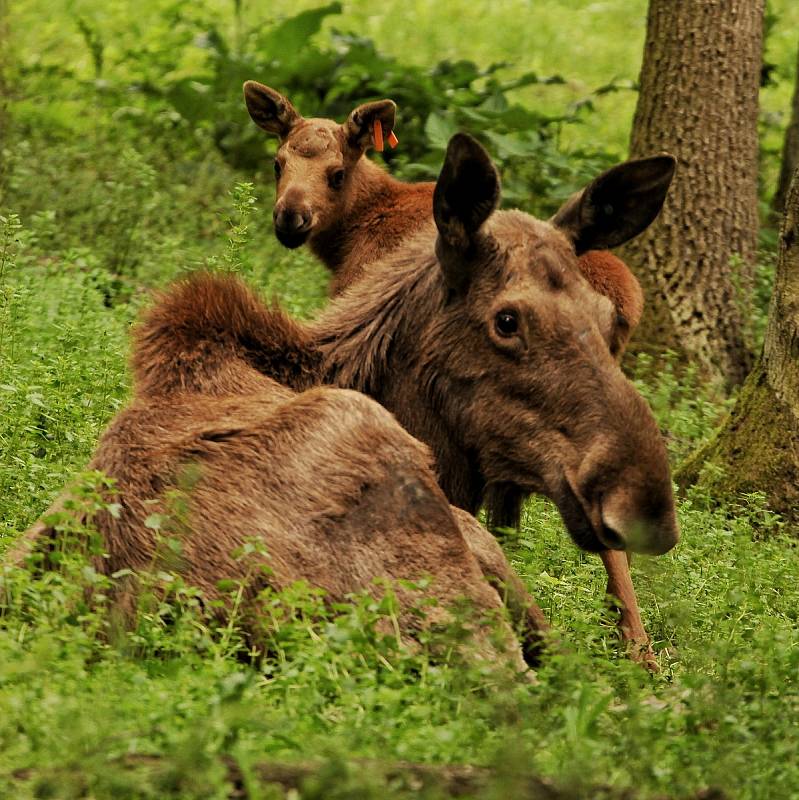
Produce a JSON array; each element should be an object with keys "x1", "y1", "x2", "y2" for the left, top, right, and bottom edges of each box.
[{"x1": 481, "y1": 104, "x2": 550, "y2": 129}]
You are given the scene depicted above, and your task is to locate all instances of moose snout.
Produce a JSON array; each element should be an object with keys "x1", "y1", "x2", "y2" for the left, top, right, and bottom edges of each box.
[
  {"x1": 597, "y1": 486, "x2": 680, "y2": 556},
  {"x1": 273, "y1": 201, "x2": 313, "y2": 248}
]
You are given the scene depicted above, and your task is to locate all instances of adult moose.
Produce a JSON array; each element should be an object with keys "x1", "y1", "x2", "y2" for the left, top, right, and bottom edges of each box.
[
  {"x1": 13, "y1": 273, "x2": 549, "y2": 672},
  {"x1": 309, "y1": 134, "x2": 680, "y2": 664},
  {"x1": 15, "y1": 136, "x2": 677, "y2": 668}
]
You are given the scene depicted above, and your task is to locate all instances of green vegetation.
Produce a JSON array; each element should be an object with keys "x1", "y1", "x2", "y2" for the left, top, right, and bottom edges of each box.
[{"x1": 2, "y1": 1, "x2": 799, "y2": 797}]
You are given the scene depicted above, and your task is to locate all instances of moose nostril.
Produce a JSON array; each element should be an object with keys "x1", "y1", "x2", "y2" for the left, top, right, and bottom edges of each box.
[{"x1": 597, "y1": 522, "x2": 626, "y2": 551}]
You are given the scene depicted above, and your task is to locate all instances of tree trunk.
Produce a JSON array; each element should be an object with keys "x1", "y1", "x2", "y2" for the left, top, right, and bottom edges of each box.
[
  {"x1": 621, "y1": 0, "x2": 763, "y2": 387},
  {"x1": 771, "y1": 44, "x2": 799, "y2": 220},
  {"x1": 677, "y1": 167, "x2": 799, "y2": 521}
]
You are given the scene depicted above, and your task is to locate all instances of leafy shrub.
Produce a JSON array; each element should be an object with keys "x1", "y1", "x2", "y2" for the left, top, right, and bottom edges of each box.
[
  {"x1": 55, "y1": 2, "x2": 621, "y2": 215},
  {"x1": 183, "y1": 4, "x2": 617, "y2": 212}
]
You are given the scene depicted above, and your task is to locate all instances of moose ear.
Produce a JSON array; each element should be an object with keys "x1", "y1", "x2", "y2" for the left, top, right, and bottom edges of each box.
[
  {"x1": 243, "y1": 81, "x2": 301, "y2": 139},
  {"x1": 577, "y1": 250, "x2": 644, "y2": 359},
  {"x1": 433, "y1": 133, "x2": 500, "y2": 291},
  {"x1": 550, "y1": 155, "x2": 676, "y2": 255},
  {"x1": 344, "y1": 100, "x2": 397, "y2": 152}
]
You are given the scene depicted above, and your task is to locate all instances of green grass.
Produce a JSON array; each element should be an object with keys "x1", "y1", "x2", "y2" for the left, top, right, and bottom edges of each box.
[{"x1": 2, "y1": 1, "x2": 799, "y2": 797}]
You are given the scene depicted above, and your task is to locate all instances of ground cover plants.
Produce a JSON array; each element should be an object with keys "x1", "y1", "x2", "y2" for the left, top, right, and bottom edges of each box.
[{"x1": 2, "y1": 1, "x2": 799, "y2": 798}]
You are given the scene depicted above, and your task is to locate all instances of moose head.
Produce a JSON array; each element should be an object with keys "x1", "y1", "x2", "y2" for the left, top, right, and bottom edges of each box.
[
  {"x1": 243, "y1": 80, "x2": 397, "y2": 250},
  {"x1": 423, "y1": 133, "x2": 678, "y2": 555}
]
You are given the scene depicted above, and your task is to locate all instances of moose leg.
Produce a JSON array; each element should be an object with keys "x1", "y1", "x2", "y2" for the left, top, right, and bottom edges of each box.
[{"x1": 600, "y1": 550, "x2": 657, "y2": 671}]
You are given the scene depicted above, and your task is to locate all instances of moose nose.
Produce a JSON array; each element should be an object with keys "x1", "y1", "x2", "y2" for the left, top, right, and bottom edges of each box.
[
  {"x1": 273, "y1": 206, "x2": 312, "y2": 234},
  {"x1": 598, "y1": 489, "x2": 680, "y2": 556}
]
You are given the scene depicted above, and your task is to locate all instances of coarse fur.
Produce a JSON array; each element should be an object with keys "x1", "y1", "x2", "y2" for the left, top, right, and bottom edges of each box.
[{"x1": 15, "y1": 273, "x2": 549, "y2": 671}]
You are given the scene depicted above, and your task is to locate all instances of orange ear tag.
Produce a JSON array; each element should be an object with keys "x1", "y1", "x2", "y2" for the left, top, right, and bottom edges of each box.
[
  {"x1": 373, "y1": 119, "x2": 384, "y2": 152},
  {"x1": 387, "y1": 131, "x2": 399, "y2": 149}
]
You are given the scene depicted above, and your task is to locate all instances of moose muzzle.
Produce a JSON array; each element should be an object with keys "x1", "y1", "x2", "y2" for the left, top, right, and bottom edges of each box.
[{"x1": 273, "y1": 200, "x2": 313, "y2": 248}]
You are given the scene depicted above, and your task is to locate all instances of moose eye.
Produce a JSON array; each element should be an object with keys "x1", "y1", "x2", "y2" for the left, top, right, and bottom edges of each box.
[
  {"x1": 274, "y1": 159, "x2": 282, "y2": 179},
  {"x1": 329, "y1": 168, "x2": 345, "y2": 190},
  {"x1": 494, "y1": 310, "x2": 519, "y2": 337}
]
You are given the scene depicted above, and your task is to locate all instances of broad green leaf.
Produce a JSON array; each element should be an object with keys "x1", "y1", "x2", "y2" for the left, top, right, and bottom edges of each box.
[
  {"x1": 424, "y1": 112, "x2": 458, "y2": 150},
  {"x1": 257, "y1": 3, "x2": 342, "y2": 58}
]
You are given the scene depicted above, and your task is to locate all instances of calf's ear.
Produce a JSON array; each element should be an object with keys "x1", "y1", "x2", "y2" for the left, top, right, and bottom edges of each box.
[
  {"x1": 344, "y1": 100, "x2": 397, "y2": 152},
  {"x1": 434, "y1": 133, "x2": 500, "y2": 292},
  {"x1": 243, "y1": 81, "x2": 301, "y2": 139},
  {"x1": 550, "y1": 155, "x2": 676, "y2": 254}
]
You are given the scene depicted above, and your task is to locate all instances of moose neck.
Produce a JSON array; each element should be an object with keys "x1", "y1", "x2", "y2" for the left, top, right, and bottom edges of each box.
[
  {"x1": 310, "y1": 241, "x2": 486, "y2": 513},
  {"x1": 309, "y1": 158, "x2": 434, "y2": 294}
]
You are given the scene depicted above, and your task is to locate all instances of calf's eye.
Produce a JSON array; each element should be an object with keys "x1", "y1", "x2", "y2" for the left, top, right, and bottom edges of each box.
[
  {"x1": 329, "y1": 169, "x2": 346, "y2": 190},
  {"x1": 494, "y1": 310, "x2": 519, "y2": 337},
  {"x1": 274, "y1": 160, "x2": 282, "y2": 179}
]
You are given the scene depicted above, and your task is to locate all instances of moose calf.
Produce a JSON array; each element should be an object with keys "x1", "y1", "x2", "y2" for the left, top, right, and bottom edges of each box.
[{"x1": 244, "y1": 80, "x2": 433, "y2": 295}]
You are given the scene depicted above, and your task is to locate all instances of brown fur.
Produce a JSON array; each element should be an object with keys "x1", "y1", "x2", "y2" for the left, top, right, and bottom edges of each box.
[
  {"x1": 16, "y1": 272, "x2": 549, "y2": 670},
  {"x1": 578, "y1": 250, "x2": 644, "y2": 355},
  {"x1": 304, "y1": 135, "x2": 676, "y2": 667},
  {"x1": 131, "y1": 273, "x2": 322, "y2": 397},
  {"x1": 311, "y1": 160, "x2": 434, "y2": 294}
]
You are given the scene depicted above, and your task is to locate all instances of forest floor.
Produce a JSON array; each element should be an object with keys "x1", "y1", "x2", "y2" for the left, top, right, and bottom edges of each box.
[{"x1": 1, "y1": 1, "x2": 799, "y2": 798}]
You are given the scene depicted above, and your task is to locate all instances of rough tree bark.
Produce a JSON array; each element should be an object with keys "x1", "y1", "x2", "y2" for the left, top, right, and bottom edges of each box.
[
  {"x1": 678, "y1": 167, "x2": 799, "y2": 521},
  {"x1": 772, "y1": 43, "x2": 799, "y2": 220},
  {"x1": 621, "y1": 0, "x2": 764, "y2": 387}
]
